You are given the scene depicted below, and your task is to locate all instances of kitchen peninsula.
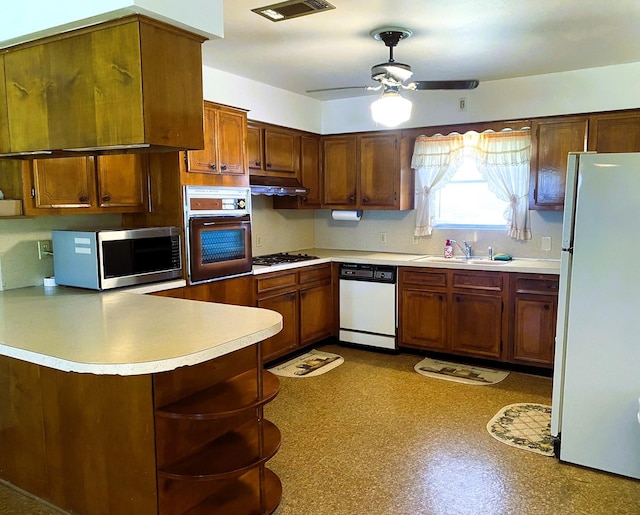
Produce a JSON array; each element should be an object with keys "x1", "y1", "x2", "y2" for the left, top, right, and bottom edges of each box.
[{"x1": 0, "y1": 286, "x2": 283, "y2": 514}]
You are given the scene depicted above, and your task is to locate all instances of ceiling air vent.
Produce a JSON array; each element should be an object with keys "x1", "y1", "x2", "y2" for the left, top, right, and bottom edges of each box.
[{"x1": 252, "y1": 0, "x2": 335, "y2": 22}]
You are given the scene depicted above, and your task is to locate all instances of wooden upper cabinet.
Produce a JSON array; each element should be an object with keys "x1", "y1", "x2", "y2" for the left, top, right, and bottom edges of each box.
[
  {"x1": 0, "y1": 55, "x2": 9, "y2": 154},
  {"x1": 2, "y1": 15, "x2": 205, "y2": 154},
  {"x1": 529, "y1": 117, "x2": 588, "y2": 210},
  {"x1": 23, "y1": 155, "x2": 148, "y2": 214},
  {"x1": 273, "y1": 133, "x2": 322, "y2": 209},
  {"x1": 588, "y1": 111, "x2": 640, "y2": 152},
  {"x1": 322, "y1": 135, "x2": 358, "y2": 207},
  {"x1": 322, "y1": 132, "x2": 408, "y2": 210},
  {"x1": 29, "y1": 158, "x2": 95, "y2": 209},
  {"x1": 96, "y1": 154, "x2": 147, "y2": 209},
  {"x1": 359, "y1": 133, "x2": 400, "y2": 208},
  {"x1": 182, "y1": 102, "x2": 248, "y2": 187},
  {"x1": 247, "y1": 125, "x2": 263, "y2": 171},
  {"x1": 248, "y1": 122, "x2": 300, "y2": 178}
]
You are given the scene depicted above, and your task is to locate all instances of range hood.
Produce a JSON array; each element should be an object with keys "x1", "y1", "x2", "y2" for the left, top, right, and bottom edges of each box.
[
  {"x1": 250, "y1": 175, "x2": 310, "y2": 196},
  {"x1": 0, "y1": 15, "x2": 205, "y2": 159}
]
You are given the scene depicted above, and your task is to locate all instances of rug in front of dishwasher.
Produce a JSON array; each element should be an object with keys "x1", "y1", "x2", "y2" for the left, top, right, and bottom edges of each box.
[
  {"x1": 268, "y1": 349, "x2": 344, "y2": 378},
  {"x1": 414, "y1": 357, "x2": 509, "y2": 385}
]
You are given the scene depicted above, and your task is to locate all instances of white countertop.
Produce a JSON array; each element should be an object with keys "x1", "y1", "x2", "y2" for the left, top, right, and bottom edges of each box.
[
  {"x1": 252, "y1": 248, "x2": 560, "y2": 275},
  {"x1": 0, "y1": 286, "x2": 282, "y2": 376}
]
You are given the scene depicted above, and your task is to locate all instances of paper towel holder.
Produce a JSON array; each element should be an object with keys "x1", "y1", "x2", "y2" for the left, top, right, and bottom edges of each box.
[{"x1": 331, "y1": 210, "x2": 362, "y2": 221}]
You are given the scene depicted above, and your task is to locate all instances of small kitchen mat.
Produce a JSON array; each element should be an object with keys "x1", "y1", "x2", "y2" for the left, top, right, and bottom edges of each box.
[
  {"x1": 414, "y1": 357, "x2": 509, "y2": 385},
  {"x1": 487, "y1": 403, "x2": 554, "y2": 456},
  {"x1": 268, "y1": 349, "x2": 344, "y2": 378}
]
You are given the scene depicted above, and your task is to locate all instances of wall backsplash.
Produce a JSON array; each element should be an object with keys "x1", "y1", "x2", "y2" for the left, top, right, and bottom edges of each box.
[{"x1": 0, "y1": 214, "x2": 121, "y2": 290}]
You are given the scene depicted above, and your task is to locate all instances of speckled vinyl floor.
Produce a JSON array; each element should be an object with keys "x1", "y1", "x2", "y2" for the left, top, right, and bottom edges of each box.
[{"x1": 1, "y1": 344, "x2": 639, "y2": 514}]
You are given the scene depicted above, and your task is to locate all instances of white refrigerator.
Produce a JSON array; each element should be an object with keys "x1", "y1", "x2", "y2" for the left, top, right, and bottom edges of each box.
[{"x1": 551, "y1": 152, "x2": 640, "y2": 480}]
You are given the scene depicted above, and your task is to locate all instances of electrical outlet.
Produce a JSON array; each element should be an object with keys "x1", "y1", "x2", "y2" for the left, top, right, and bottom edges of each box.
[
  {"x1": 256, "y1": 236, "x2": 263, "y2": 247},
  {"x1": 413, "y1": 235, "x2": 420, "y2": 245},
  {"x1": 37, "y1": 240, "x2": 52, "y2": 260},
  {"x1": 379, "y1": 232, "x2": 387, "y2": 244},
  {"x1": 541, "y1": 236, "x2": 552, "y2": 251},
  {"x1": 458, "y1": 97, "x2": 467, "y2": 111}
]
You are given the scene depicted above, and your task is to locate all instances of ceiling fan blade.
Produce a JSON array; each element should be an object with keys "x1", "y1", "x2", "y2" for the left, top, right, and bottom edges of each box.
[
  {"x1": 408, "y1": 80, "x2": 479, "y2": 90},
  {"x1": 306, "y1": 85, "x2": 381, "y2": 93}
]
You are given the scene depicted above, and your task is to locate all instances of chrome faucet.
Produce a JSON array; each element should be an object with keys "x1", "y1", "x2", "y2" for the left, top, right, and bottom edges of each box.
[{"x1": 450, "y1": 239, "x2": 472, "y2": 259}]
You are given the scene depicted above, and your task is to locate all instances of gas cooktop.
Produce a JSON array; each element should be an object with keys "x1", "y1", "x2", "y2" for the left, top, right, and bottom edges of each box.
[{"x1": 252, "y1": 252, "x2": 319, "y2": 266}]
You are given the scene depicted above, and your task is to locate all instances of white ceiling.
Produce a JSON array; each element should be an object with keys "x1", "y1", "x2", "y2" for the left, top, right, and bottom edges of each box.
[{"x1": 202, "y1": 0, "x2": 640, "y2": 101}]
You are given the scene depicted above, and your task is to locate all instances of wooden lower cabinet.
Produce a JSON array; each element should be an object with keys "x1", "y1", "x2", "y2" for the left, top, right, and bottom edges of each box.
[
  {"x1": 509, "y1": 273, "x2": 559, "y2": 368},
  {"x1": 399, "y1": 268, "x2": 448, "y2": 351},
  {"x1": 254, "y1": 263, "x2": 334, "y2": 363},
  {"x1": 0, "y1": 345, "x2": 282, "y2": 515},
  {"x1": 400, "y1": 267, "x2": 560, "y2": 366}
]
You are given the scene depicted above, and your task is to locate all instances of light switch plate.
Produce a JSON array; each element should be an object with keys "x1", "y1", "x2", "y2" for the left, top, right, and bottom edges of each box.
[{"x1": 541, "y1": 236, "x2": 552, "y2": 251}]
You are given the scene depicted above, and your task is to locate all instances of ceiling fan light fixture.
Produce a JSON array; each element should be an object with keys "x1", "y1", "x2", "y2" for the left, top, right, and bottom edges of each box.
[{"x1": 371, "y1": 90, "x2": 412, "y2": 128}]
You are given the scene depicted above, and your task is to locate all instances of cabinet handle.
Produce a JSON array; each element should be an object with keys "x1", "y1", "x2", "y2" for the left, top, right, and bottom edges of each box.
[
  {"x1": 209, "y1": 163, "x2": 217, "y2": 170},
  {"x1": 362, "y1": 197, "x2": 369, "y2": 203},
  {"x1": 544, "y1": 304, "x2": 550, "y2": 311},
  {"x1": 438, "y1": 295, "x2": 443, "y2": 301},
  {"x1": 255, "y1": 161, "x2": 261, "y2": 167},
  {"x1": 455, "y1": 296, "x2": 461, "y2": 303},
  {"x1": 301, "y1": 196, "x2": 308, "y2": 203},
  {"x1": 79, "y1": 195, "x2": 89, "y2": 202},
  {"x1": 102, "y1": 194, "x2": 111, "y2": 202},
  {"x1": 348, "y1": 195, "x2": 355, "y2": 203},
  {"x1": 220, "y1": 164, "x2": 227, "y2": 171}
]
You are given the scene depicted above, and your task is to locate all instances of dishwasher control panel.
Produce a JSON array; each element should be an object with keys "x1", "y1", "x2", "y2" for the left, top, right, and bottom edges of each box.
[{"x1": 338, "y1": 263, "x2": 396, "y2": 283}]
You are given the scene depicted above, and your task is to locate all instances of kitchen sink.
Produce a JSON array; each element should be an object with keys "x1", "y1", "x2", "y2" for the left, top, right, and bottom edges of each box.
[{"x1": 413, "y1": 256, "x2": 508, "y2": 265}]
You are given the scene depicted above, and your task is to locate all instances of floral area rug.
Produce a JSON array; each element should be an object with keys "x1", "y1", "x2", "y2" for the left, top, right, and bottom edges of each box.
[
  {"x1": 414, "y1": 357, "x2": 509, "y2": 385},
  {"x1": 268, "y1": 349, "x2": 344, "y2": 378},
  {"x1": 487, "y1": 403, "x2": 554, "y2": 456}
]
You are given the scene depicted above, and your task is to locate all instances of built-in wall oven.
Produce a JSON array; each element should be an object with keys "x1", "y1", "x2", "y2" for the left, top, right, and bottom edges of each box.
[{"x1": 184, "y1": 186, "x2": 252, "y2": 284}]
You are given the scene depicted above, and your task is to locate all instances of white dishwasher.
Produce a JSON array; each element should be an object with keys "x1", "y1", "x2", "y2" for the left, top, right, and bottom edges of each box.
[{"x1": 338, "y1": 263, "x2": 397, "y2": 350}]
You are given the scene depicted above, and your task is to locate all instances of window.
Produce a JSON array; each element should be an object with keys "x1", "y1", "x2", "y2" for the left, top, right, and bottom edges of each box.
[{"x1": 433, "y1": 157, "x2": 509, "y2": 228}]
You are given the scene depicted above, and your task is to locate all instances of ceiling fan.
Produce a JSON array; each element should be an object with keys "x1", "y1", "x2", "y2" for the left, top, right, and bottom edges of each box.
[{"x1": 307, "y1": 26, "x2": 479, "y2": 95}]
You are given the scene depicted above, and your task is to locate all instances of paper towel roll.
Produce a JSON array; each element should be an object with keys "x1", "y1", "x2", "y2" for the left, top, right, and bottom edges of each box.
[{"x1": 331, "y1": 210, "x2": 362, "y2": 221}]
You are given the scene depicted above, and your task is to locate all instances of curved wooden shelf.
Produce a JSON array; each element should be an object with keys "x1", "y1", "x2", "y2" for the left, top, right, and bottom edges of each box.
[
  {"x1": 185, "y1": 468, "x2": 282, "y2": 515},
  {"x1": 159, "y1": 419, "x2": 281, "y2": 480},
  {"x1": 156, "y1": 370, "x2": 280, "y2": 420}
]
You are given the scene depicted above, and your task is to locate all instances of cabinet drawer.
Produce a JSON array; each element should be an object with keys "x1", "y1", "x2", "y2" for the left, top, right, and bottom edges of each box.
[
  {"x1": 513, "y1": 274, "x2": 559, "y2": 295},
  {"x1": 255, "y1": 271, "x2": 297, "y2": 295},
  {"x1": 299, "y1": 264, "x2": 331, "y2": 286},
  {"x1": 452, "y1": 271, "x2": 505, "y2": 292},
  {"x1": 400, "y1": 268, "x2": 448, "y2": 289}
]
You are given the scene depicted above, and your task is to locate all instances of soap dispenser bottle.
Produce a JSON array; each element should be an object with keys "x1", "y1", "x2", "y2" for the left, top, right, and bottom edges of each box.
[{"x1": 444, "y1": 239, "x2": 453, "y2": 258}]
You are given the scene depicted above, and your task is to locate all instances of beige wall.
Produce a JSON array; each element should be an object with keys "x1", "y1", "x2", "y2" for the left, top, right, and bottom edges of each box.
[{"x1": 0, "y1": 214, "x2": 121, "y2": 290}]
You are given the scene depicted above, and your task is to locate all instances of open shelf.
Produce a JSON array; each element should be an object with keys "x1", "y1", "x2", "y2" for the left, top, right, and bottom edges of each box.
[
  {"x1": 185, "y1": 467, "x2": 282, "y2": 515},
  {"x1": 158, "y1": 419, "x2": 281, "y2": 480},
  {"x1": 156, "y1": 370, "x2": 280, "y2": 420}
]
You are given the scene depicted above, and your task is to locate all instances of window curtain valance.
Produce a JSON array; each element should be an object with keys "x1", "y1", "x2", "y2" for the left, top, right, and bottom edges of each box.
[{"x1": 411, "y1": 129, "x2": 532, "y2": 240}]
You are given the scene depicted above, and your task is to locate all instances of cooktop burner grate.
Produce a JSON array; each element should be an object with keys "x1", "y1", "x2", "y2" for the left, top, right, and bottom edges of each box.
[{"x1": 252, "y1": 252, "x2": 319, "y2": 266}]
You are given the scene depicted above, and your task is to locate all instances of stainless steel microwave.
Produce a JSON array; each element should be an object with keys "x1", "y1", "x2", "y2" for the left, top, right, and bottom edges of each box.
[{"x1": 52, "y1": 227, "x2": 182, "y2": 290}]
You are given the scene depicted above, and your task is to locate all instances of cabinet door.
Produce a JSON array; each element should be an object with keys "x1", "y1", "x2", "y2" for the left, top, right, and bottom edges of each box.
[
  {"x1": 30, "y1": 157, "x2": 94, "y2": 209},
  {"x1": 246, "y1": 125, "x2": 263, "y2": 171},
  {"x1": 264, "y1": 128, "x2": 299, "y2": 175},
  {"x1": 359, "y1": 133, "x2": 399, "y2": 208},
  {"x1": 96, "y1": 154, "x2": 147, "y2": 210},
  {"x1": 299, "y1": 134, "x2": 322, "y2": 207},
  {"x1": 185, "y1": 103, "x2": 218, "y2": 173},
  {"x1": 512, "y1": 296, "x2": 557, "y2": 367},
  {"x1": 299, "y1": 281, "x2": 333, "y2": 346},
  {"x1": 529, "y1": 117, "x2": 587, "y2": 210},
  {"x1": 217, "y1": 108, "x2": 246, "y2": 176},
  {"x1": 399, "y1": 288, "x2": 447, "y2": 351},
  {"x1": 588, "y1": 112, "x2": 640, "y2": 152},
  {"x1": 449, "y1": 293, "x2": 503, "y2": 359},
  {"x1": 258, "y1": 291, "x2": 298, "y2": 363},
  {"x1": 322, "y1": 135, "x2": 357, "y2": 207}
]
